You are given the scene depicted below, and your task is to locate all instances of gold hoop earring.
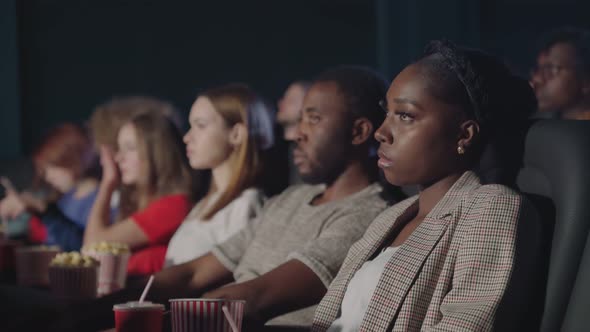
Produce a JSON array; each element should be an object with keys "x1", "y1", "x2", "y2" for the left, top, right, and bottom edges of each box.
[{"x1": 457, "y1": 146, "x2": 465, "y2": 155}]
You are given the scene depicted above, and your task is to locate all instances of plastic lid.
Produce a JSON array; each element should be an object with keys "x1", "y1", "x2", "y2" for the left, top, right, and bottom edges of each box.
[
  {"x1": 169, "y1": 298, "x2": 245, "y2": 303},
  {"x1": 113, "y1": 301, "x2": 165, "y2": 311}
]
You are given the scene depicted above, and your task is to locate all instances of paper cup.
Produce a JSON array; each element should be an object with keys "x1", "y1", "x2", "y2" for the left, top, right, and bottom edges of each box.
[
  {"x1": 169, "y1": 299, "x2": 245, "y2": 332},
  {"x1": 15, "y1": 246, "x2": 61, "y2": 286},
  {"x1": 83, "y1": 249, "x2": 130, "y2": 296},
  {"x1": 113, "y1": 301, "x2": 165, "y2": 332},
  {"x1": 48, "y1": 265, "x2": 98, "y2": 299}
]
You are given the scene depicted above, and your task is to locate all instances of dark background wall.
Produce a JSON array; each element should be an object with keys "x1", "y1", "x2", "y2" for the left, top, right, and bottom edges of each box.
[
  {"x1": 16, "y1": 0, "x2": 377, "y2": 153},
  {"x1": 1, "y1": 0, "x2": 590, "y2": 158},
  {"x1": 0, "y1": 0, "x2": 20, "y2": 159}
]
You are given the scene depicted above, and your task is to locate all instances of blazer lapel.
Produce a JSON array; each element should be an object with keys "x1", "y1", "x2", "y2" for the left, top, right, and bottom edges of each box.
[
  {"x1": 315, "y1": 196, "x2": 419, "y2": 326},
  {"x1": 359, "y1": 171, "x2": 482, "y2": 331},
  {"x1": 359, "y1": 213, "x2": 452, "y2": 331},
  {"x1": 352, "y1": 197, "x2": 420, "y2": 265}
]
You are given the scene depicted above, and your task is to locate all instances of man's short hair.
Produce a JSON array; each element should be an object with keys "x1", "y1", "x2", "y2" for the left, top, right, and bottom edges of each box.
[
  {"x1": 313, "y1": 66, "x2": 388, "y2": 149},
  {"x1": 539, "y1": 26, "x2": 590, "y2": 79}
]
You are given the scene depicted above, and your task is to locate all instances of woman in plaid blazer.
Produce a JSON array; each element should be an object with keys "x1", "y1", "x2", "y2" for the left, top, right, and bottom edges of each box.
[{"x1": 312, "y1": 40, "x2": 539, "y2": 332}]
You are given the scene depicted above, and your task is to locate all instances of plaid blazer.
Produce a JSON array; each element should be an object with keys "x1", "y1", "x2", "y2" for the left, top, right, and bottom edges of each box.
[{"x1": 312, "y1": 171, "x2": 535, "y2": 332}]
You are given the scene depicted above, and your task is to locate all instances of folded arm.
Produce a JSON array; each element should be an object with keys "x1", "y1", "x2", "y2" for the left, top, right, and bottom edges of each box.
[{"x1": 203, "y1": 259, "x2": 326, "y2": 323}]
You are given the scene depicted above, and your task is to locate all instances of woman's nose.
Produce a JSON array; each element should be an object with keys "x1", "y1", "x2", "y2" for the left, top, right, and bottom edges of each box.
[{"x1": 374, "y1": 123, "x2": 392, "y2": 144}]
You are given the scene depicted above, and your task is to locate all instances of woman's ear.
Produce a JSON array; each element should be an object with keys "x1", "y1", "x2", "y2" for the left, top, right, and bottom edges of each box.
[
  {"x1": 351, "y1": 118, "x2": 374, "y2": 146},
  {"x1": 457, "y1": 119, "x2": 480, "y2": 150},
  {"x1": 229, "y1": 123, "x2": 247, "y2": 147}
]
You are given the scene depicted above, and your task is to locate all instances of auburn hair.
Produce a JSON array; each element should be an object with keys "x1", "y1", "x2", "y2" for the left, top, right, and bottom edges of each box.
[{"x1": 32, "y1": 123, "x2": 96, "y2": 187}]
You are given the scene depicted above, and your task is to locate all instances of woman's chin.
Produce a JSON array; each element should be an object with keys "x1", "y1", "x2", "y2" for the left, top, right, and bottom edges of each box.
[
  {"x1": 383, "y1": 173, "x2": 413, "y2": 188},
  {"x1": 120, "y1": 177, "x2": 136, "y2": 186},
  {"x1": 189, "y1": 162, "x2": 209, "y2": 170}
]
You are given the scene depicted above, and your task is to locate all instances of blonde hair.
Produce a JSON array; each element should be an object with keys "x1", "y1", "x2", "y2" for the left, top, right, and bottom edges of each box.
[
  {"x1": 200, "y1": 84, "x2": 274, "y2": 220},
  {"x1": 117, "y1": 112, "x2": 196, "y2": 220},
  {"x1": 89, "y1": 96, "x2": 180, "y2": 150}
]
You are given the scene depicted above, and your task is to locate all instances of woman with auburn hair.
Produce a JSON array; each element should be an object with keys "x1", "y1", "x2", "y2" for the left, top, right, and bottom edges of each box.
[
  {"x1": 164, "y1": 83, "x2": 274, "y2": 267},
  {"x1": 0, "y1": 123, "x2": 100, "y2": 251},
  {"x1": 83, "y1": 111, "x2": 197, "y2": 276}
]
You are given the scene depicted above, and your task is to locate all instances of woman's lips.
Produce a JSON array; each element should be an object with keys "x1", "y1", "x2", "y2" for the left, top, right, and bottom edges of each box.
[{"x1": 377, "y1": 151, "x2": 393, "y2": 168}]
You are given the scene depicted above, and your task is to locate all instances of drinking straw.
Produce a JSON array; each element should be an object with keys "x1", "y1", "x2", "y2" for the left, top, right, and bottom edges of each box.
[
  {"x1": 139, "y1": 275, "x2": 154, "y2": 303},
  {"x1": 222, "y1": 305, "x2": 239, "y2": 332}
]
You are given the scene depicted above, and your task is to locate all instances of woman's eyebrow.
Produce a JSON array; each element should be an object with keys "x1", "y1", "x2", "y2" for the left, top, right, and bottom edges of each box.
[{"x1": 393, "y1": 97, "x2": 423, "y2": 110}]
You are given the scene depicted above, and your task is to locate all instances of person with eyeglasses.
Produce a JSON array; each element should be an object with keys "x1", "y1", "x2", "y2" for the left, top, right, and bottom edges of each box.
[{"x1": 530, "y1": 27, "x2": 590, "y2": 120}]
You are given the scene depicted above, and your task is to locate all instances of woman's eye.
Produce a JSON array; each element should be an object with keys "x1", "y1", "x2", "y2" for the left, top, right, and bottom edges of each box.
[
  {"x1": 396, "y1": 112, "x2": 414, "y2": 121},
  {"x1": 308, "y1": 115, "x2": 320, "y2": 124}
]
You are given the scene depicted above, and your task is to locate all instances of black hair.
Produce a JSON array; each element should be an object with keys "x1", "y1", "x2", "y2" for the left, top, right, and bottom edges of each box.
[
  {"x1": 417, "y1": 40, "x2": 538, "y2": 186},
  {"x1": 539, "y1": 26, "x2": 590, "y2": 79},
  {"x1": 314, "y1": 65, "x2": 388, "y2": 150},
  {"x1": 417, "y1": 40, "x2": 536, "y2": 148}
]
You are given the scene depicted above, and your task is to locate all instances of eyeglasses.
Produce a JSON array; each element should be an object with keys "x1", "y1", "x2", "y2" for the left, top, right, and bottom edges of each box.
[{"x1": 530, "y1": 63, "x2": 575, "y2": 80}]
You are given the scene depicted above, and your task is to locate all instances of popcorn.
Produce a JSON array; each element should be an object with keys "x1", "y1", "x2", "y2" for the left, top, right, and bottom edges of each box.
[
  {"x1": 83, "y1": 241, "x2": 130, "y2": 255},
  {"x1": 50, "y1": 252, "x2": 99, "y2": 267}
]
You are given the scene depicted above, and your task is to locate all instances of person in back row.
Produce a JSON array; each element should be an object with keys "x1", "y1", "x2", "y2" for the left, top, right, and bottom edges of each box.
[
  {"x1": 164, "y1": 84, "x2": 274, "y2": 267},
  {"x1": 277, "y1": 80, "x2": 311, "y2": 185},
  {"x1": 312, "y1": 40, "x2": 541, "y2": 332},
  {"x1": 277, "y1": 80, "x2": 311, "y2": 142},
  {"x1": 58, "y1": 65, "x2": 395, "y2": 331},
  {"x1": 530, "y1": 27, "x2": 590, "y2": 120}
]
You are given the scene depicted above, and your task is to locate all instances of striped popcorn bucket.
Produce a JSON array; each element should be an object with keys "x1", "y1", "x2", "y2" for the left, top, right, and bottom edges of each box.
[
  {"x1": 15, "y1": 247, "x2": 61, "y2": 286},
  {"x1": 169, "y1": 299, "x2": 245, "y2": 332},
  {"x1": 48, "y1": 265, "x2": 98, "y2": 299},
  {"x1": 83, "y1": 250, "x2": 130, "y2": 296}
]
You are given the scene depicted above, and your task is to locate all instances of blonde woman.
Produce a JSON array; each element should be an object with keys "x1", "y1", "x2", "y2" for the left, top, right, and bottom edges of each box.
[
  {"x1": 84, "y1": 111, "x2": 197, "y2": 275},
  {"x1": 164, "y1": 83, "x2": 274, "y2": 267}
]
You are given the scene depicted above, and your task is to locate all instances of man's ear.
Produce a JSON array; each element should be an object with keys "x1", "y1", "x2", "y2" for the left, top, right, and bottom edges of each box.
[
  {"x1": 351, "y1": 118, "x2": 374, "y2": 146},
  {"x1": 229, "y1": 123, "x2": 247, "y2": 147},
  {"x1": 457, "y1": 119, "x2": 480, "y2": 151}
]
